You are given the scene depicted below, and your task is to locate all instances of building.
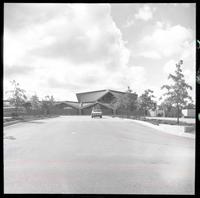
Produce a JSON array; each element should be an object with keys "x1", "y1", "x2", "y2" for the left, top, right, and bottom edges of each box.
[
  {"x1": 3, "y1": 100, "x2": 26, "y2": 117},
  {"x1": 182, "y1": 109, "x2": 195, "y2": 118},
  {"x1": 54, "y1": 89, "x2": 137, "y2": 115},
  {"x1": 149, "y1": 109, "x2": 165, "y2": 117}
]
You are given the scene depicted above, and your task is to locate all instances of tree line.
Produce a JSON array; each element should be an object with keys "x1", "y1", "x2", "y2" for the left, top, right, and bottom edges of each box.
[
  {"x1": 110, "y1": 60, "x2": 194, "y2": 124},
  {"x1": 5, "y1": 80, "x2": 55, "y2": 117}
]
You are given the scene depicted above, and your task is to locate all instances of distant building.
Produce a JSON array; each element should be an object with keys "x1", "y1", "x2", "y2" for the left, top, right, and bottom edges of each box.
[
  {"x1": 149, "y1": 106, "x2": 196, "y2": 118},
  {"x1": 55, "y1": 89, "x2": 137, "y2": 115},
  {"x1": 3, "y1": 100, "x2": 25, "y2": 117},
  {"x1": 182, "y1": 109, "x2": 195, "y2": 118},
  {"x1": 148, "y1": 109, "x2": 165, "y2": 117}
]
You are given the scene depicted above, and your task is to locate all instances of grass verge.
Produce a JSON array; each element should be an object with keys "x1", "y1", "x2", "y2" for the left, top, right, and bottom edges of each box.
[{"x1": 114, "y1": 115, "x2": 195, "y2": 127}]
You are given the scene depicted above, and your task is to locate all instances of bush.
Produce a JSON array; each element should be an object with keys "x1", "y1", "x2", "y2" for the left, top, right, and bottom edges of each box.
[{"x1": 11, "y1": 112, "x2": 18, "y2": 118}]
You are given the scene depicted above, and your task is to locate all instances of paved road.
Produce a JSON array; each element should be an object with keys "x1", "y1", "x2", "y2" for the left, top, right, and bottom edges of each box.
[{"x1": 4, "y1": 116, "x2": 195, "y2": 194}]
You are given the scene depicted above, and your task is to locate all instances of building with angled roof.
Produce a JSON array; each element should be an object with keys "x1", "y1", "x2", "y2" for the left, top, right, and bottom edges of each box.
[{"x1": 55, "y1": 89, "x2": 137, "y2": 115}]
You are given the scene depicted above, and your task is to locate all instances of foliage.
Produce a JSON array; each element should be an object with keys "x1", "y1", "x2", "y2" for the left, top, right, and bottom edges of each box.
[
  {"x1": 41, "y1": 95, "x2": 55, "y2": 115},
  {"x1": 161, "y1": 60, "x2": 192, "y2": 124},
  {"x1": 111, "y1": 86, "x2": 138, "y2": 116},
  {"x1": 6, "y1": 80, "x2": 27, "y2": 116},
  {"x1": 184, "y1": 102, "x2": 195, "y2": 109},
  {"x1": 110, "y1": 96, "x2": 122, "y2": 113},
  {"x1": 23, "y1": 102, "x2": 32, "y2": 113},
  {"x1": 30, "y1": 94, "x2": 41, "y2": 111},
  {"x1": 138, "y1": 89, "x2": 157, "y2": 116},
  {"x1": 121, "y1": 87, "x2": 138, "y2": 112},
  {"x1": 160, "y1": 100, "x2": 182, "y2": 117}
]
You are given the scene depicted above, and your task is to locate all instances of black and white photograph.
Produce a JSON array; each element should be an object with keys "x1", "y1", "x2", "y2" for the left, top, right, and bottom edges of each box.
[{"x1": 3, "y1": 3, "x2": 196, "y2": 194}]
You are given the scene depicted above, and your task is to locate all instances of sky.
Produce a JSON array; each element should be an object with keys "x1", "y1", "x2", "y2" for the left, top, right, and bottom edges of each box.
[{"x1": 4, "y1": 3, "x2": 196, "y2": 103}]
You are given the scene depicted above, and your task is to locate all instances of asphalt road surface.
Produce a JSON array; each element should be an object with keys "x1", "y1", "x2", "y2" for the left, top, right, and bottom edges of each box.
[{"x1": 4, "y1": 116, "x2": 195, "y2": 194}]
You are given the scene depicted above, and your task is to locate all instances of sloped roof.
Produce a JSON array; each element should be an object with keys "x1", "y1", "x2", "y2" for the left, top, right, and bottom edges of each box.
[
  {"x1": 76, "y1": 89, "x2": 126, "y2": 103},
  {"x1": 76, "y1": 90, "x2": 108, "y2": 103},
  {"x1": 54, "y1": 101, "x2": 80, "y2": 109},
  {"x1": 65, "y1": 101, "x2": 80, "y2": 109},
  {"x1": 108, "y1": 90, "x2": 126, "y2": 99}
]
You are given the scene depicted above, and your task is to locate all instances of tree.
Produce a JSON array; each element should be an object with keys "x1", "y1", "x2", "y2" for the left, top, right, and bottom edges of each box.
[
  {"x1": 139, "y1": 89, "x2": 157, "y2": 116},
  {"x1": 30, "y1": 94, "x2": 41, "y2": 114},
  {"x1": 110, "y1": 86, "x2": 138, "y2": 117},
  {"x1": 160, "y1": 99, "x2": 181, "y2": 117},
  {"x1": 122, "y1": 87, "x2": 138, "y2": 117},
  {"x1": 23, "y1": 102, "x2": 32, "y2": 114},
  {"x1": 41, "y1": 95, "x2": 55, "y2": 115},
  {"x1": 185, "y1": 102, "x2": 195, "y2": 109},
  {"x1": 110, "y1": 96, "x2": 123, "y2": 116},
  {"x1": 6, "y1": 80, "x2": 27, "y2": 117},
  {"x1": 161, "y1": 60, "x2": 192, "y2": 124}
]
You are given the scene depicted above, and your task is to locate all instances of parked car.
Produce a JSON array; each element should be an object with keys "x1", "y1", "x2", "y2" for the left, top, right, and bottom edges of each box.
[{"x1": 91, "y1": 107, "x2": 102, "y2": 118}]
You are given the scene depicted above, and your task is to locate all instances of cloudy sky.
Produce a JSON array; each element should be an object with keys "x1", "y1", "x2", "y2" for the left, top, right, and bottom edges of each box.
[{"x1": 4, "y1": 3, "x2": 196, "y2": 102}]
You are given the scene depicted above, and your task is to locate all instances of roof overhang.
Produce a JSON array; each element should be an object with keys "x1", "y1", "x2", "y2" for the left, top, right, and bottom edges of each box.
[
  {"x1": 54, "y1": 101, "x2": 80, "y2": 109},
  {"x1": 80, "y1": 101, "x2": 114, "y2": 110}
]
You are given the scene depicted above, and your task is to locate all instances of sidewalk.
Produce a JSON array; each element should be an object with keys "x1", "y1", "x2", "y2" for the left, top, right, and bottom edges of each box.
[
  {"x1": 130, "y1": 119, "x2": 195, "y2": 139},
  {"x1": 145, "y1": 116, "x2": 195, "y2": 124}
]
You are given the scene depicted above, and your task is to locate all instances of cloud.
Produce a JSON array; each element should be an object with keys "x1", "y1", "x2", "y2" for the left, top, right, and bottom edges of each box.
[
  {"x1": 4, "y1": 4, "x2": 138, "y2": 100},
  {"x1": 44, "y1": 63, "x2": 146, "y2": 97},
  {"x1": 138, "y1": 51, "x2": 161, "y2": 59},
  {"x1": 5, "y1": 4, "x2": 194, "y2": 103},
  {"x1": 4, "y1": 65, "x2": 34, "y2": 77},
  {"x1": 105, "y1": 66, "x2": 146, "y2": 95},
  {"x1": 124, "y1": 5, "x2": 156, "y2": 28},
  {"x1": 4, "y1": 3, "x2": 71, "y2": 31},
  {"x1": 124, "y1": 17, "x2": 135, "y2": 28},
  {"x1": 180, "y1": 41, "x2": 195, "y2": 64},
  {"x1": 163, "y1": 60, "x2": 177, "y2": 74},
  {"x1": 135, "y1": 5, "x2": 155, "y2": 21},
  {"x1": 4, "y1": 4, "x2": 130, "y2": 69},
  {"x1": 140, "y1": 23, "x2": 194, "y2": 58}
]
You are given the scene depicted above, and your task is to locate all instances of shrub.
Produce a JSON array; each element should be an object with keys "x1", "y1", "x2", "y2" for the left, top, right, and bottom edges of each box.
[{"x1": 11, "y1": 112, "x2": 18, "y2": 118}]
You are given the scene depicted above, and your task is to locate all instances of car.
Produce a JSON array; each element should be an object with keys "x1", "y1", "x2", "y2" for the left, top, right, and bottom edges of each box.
[{"x1": 91, "y1": 108, "x2": 102, "y2": 118}]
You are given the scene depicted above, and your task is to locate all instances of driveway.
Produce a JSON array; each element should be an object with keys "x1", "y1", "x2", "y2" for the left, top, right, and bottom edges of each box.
[{"x1": 4, "y1": 116, "x2": 195, "y2": 194}]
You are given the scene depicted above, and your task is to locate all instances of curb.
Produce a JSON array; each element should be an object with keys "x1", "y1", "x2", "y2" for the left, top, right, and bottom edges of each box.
[
  {"x1": 4, "y1": 120, "x2": 21, "y2": 127},
  {"x1": 4, "y1": 118, "x2": 40, "y2": 127},
  {"x1": 4, "y1": 116, "x2": 59, "y2": 127}
]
